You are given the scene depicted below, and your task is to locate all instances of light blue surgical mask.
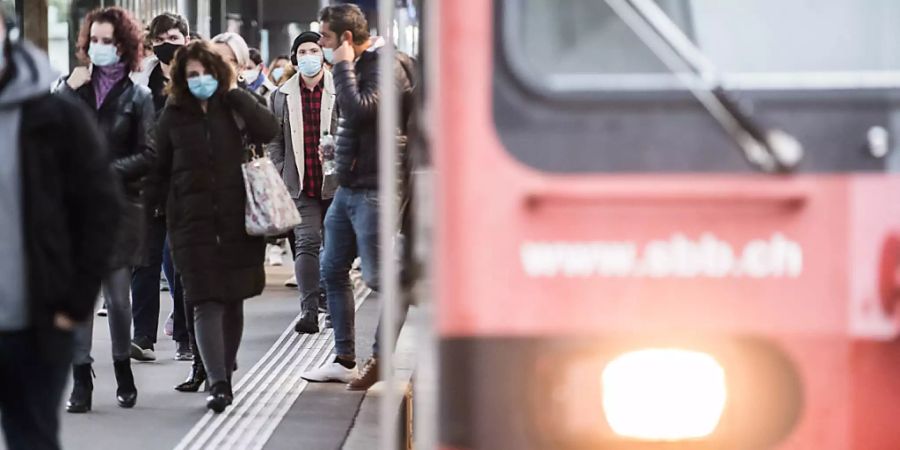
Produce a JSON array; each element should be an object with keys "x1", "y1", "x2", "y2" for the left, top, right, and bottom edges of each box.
[
  {"x1": 271, "y1": 67, "x2": 285, "y2": 81},
  {"x1": 323, "y1": 47, "x2": 335, "y2": 65},
  {"x1": 187, "y1": 74, "x2": 219, "y2": 100},
  {"x1": 298, "y1": 55, "x2": 323, "y2": 78},
  {"x1": 88, "y1": 43, "x2": 119, "y2": 67}
]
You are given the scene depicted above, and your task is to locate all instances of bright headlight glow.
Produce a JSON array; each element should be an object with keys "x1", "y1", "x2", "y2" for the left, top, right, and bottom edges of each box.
[{"x1": 602, "y1": 348, "x2": 727, "y2": 441}]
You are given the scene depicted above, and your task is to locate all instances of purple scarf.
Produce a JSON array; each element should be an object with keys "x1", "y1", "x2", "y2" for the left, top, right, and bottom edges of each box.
[{"x1": 92, "y1": 62, "x2": 128, "y2": 109}]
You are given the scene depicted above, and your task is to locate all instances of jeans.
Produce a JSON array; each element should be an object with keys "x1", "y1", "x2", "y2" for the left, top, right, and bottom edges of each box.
[
  {"x1": 73, "y1": 267, "x2": 132, "y2": 364},
  {"x1": 162, "y1": 236, "x2": 189, "y2": 343},
  {"x1": 0, "y1": 330, "x2": 71, "y2": 450},
  {"x1": 322, "y1": 187, "x2": 380, "y2": 360},
  {"x1": 194, "y1": 301, "x2": 244, "y2": 385},
  {"x1": 292, "y1": 196, "x2": 329, "y2": 312},
  {"x1": 131, "y1": 215, "x2": 165, "y2": 343}
]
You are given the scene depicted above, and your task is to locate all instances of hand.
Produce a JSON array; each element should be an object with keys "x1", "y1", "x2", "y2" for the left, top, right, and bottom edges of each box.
[
  {"x1": 334, "y1": 40, "x2": 354, "y2": 64},
  {"x1": 67, "y1": 66, "x2": 92, "y2": 90},
  {"x1": 54, "y1": 313, "x2": 76, "y2": 331}
]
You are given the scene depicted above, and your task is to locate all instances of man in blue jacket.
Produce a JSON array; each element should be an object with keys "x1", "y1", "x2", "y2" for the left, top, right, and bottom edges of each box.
[{"x1": 302, "y1": 3, "x2": 415, "y2": 391}]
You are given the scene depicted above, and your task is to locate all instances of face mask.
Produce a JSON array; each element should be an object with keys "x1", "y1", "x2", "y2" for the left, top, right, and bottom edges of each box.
[
  {"x1": 271, "y1": 67, "x2": 285, "y2": 81},
  {"x1": 323, "y1": 47, "x2": 335, "y2": 65},
  {"x1": 0, "y1": 37, "x2": 5, "y2": 73},
  {"x1": 88, "y1": 43, "x2": 120, "y2": 67},
  {"x1": 154, "y1": 42, "x2": 181, "y2": 65},
  {"x1": 298, "y1": 55, "x2": 323, "y2": 78},
  {"x1": 187, "y1": 74, "x2": 219, "y2": 100},
  {"x1": 242, "y1": 69, "x2": 260, "y2": 82}
]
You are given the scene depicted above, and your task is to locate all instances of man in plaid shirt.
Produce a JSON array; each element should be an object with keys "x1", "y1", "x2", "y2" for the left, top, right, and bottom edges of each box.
[{"x1": 268, "y1": 31, "x2": 338, "y2": 334}]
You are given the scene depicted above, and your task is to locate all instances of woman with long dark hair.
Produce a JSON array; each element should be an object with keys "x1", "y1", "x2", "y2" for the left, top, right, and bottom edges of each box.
[
  {"x1": 153, "y1": 41, "x2": 278, "y2": 413},
  {"x1": 56, "y1": 6, "x2": 156, "y2": 413}
]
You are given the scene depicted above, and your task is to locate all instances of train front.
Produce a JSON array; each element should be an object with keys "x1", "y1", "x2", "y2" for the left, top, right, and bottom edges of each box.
[{"x1": 434, "y1": 1, "x2": 900, "y2": 449}]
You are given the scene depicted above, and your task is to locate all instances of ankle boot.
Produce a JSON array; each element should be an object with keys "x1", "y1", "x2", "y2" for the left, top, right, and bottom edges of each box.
[
  {"x1": 294, "y1": 297, "x2": 319, "y2": 334},
  {"x1": 175, "y1": 362, "x2": 208, "y2": 392},
  {"x1": 66, "y1": 364, "x2": 93, "y2": 413},
  {"x1": 206, "y1": 381, "x2": 233, "y2": 414},
  {"x1": 113, "y1": 359, "x2": 137, "y2": 408}
]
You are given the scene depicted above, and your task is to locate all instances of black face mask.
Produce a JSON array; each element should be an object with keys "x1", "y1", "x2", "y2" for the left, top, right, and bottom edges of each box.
[{"x1": 154, "y1": 42, "x2": 181, "y2": 65}]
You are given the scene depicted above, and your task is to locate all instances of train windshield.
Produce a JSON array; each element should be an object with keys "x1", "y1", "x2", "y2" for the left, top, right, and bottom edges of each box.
[
  {"x1": 507, "y1": 0, "x2": 900, "y2": 92},
  {"x1": 495, "y1": 0, "x2": 900, "y2": 174}
]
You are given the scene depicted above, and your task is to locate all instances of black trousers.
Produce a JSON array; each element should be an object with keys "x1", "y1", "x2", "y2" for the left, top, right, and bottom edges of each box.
[
  {"x1": 131, "y1": 215, "x2": 166, "y2": 343},
  {"x1": 0, "y1": 329, "x2": 71, "y2": 450},
  {"x1": 133, "y1": 215, "x2": 189, "y2": 344}
]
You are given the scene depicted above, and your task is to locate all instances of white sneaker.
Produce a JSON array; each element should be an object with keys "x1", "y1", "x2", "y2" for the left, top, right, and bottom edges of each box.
[
  {"x1": 302, "y1": 359, "x2": 359, "y2": 383},
  {"x1": 266, "y1": 244, "x2": 284, "y2": 266},
  {"x1": 284, "y1": 275, "x2": 298, "y2": 287}
]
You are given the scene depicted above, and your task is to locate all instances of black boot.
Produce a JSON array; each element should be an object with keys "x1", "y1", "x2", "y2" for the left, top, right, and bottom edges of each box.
[
  {"x1": 206, "y1": 381, "x2": 233, "y2": 414},
  {"x1": 113, "y1": 359, "x2": 137, "y2": 408},
  {"x1": 294, "y1": 296, "x2": 319, "y2": 334},
  {"x1": 66, "y1": 364, "x2": 93, "y2": 413},
  {"x1": 175, "y1": 361, "x2": 208, "y2": 392}
]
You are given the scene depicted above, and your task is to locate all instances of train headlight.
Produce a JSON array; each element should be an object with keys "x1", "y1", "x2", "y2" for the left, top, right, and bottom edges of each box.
[{"x1": 602, "y1": 348, "x2": 727, "y2": 441}]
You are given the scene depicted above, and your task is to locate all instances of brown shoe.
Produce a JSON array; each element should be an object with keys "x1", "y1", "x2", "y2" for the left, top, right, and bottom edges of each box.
[{"x1": 346, "y1": 358, "x2": 379, "y2": 391}]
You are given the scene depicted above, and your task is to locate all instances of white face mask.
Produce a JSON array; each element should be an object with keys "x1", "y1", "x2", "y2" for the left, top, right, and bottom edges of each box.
[
  {"x1": 298, "y1": 54, "x2": 323, "y2": 78},
  {"x1": 242, "y1": 69, "x2": 260, "y2": 82},
  {"x1": 88, "y1": 43, "x2": 120, "y2": 67}
]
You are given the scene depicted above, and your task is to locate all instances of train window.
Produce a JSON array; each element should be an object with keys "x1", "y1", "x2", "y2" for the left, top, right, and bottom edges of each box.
[
  {"x1": 504, "y1": 0, "x2": 900, "y2": 92},
  {"x1": 493, "y1": 0, "x2": 900, "y2": 174}
]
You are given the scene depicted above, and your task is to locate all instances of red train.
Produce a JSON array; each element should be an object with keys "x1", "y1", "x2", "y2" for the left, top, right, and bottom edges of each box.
[{"x1": 434, "y1": 1, "x2": 900, "y2": 448}]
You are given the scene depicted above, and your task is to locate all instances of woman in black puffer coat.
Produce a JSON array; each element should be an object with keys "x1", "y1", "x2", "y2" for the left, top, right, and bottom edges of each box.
[
  {"x1": 56, "y1": 6, "x2": 155, "y2": 414},
  {"x1": 152, "y1": 41, "x2": 278, "y2": 413}
]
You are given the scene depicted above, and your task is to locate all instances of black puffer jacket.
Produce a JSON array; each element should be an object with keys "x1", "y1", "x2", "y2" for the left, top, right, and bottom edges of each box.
[
  {"x1": 57, "y1": 75, "x2": 156, "y2": 268},
  {"x1": 153, "y1": 89, "x2": 279, "y2": 304},
  {"x1": 332, "y1": 47, "x2": 415, "y2": 189}
]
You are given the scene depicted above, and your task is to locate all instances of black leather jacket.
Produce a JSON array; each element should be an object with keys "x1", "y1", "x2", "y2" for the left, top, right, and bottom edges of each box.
[
  {"x1": 332, "y1": 47, "x2": 415, "y2": 189},
  {"x1": 57, "y1": 74, "x2": 157, "y2": 268},
  {"x1": 58, "y1": 76, "x2": 157, "y2": 199}
]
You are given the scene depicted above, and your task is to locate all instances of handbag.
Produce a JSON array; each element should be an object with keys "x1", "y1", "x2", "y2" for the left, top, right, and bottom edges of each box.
[{"x1": 235, "y1": 112, "x2": 302, "y2": 236}]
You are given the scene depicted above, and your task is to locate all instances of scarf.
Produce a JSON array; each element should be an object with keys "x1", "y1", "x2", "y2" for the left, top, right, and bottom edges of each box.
[{"x1": 92, "y1": 62, "x2": 128, "y2": 109}]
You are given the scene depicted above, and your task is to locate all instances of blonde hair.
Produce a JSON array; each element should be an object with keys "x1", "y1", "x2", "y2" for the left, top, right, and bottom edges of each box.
[{"x1": 211, "y1": 32, "x2": 250, "y2": 69}]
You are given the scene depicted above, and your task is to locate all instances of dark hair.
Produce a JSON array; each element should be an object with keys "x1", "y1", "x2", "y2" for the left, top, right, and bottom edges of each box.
[
  {"x1": 249, "y1": 48, "x2": 262, "y2": 66},
  {"x1": 167, "y1": 41, "x2": 234, "y2": 103},
  {"x1": 189, "y1": 32, "x2": 203, "y2": 41},
  {"x1": 149, "y1": 12, "x2": 189, "y2": 40},
  {"x1": 76, "y1": 7, "x2": 144, "y2": 71},
  {"x1": 319, "y1": 4, "x2": 369, "y2": 45}
]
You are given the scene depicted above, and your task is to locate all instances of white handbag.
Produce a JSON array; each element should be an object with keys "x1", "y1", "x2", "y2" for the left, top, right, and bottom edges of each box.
[
  {"x1": 242, "y1": 155, "x2": 302, "y2": 236},
  {"x1": 235, "y1": 112, "x2": 301, "y2": 236}
]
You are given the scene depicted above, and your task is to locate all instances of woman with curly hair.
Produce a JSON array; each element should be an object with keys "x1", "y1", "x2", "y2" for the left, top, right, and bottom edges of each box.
[
  {"x1": 152, "y1": 41, "x2": 277, "y2": 413},
  {"x1": 55, "y1": 6, "x2": 156, "y2": 413}
]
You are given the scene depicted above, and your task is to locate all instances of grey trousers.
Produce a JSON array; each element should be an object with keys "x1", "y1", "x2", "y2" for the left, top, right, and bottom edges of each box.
[
  {"x1": 194, "y1": 301, "x2": 244, "y2": 385},
  {"x1": 73, "y1": 267, "x2": 133, "y2": 365},
  {"x1": 292, "y1": 196, "x2": 327, "y2": 311}
]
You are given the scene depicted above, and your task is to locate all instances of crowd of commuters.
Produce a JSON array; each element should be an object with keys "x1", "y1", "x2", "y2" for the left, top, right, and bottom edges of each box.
[{"x1": 0, "y1": 2, "x2": 414, "y2": 449}]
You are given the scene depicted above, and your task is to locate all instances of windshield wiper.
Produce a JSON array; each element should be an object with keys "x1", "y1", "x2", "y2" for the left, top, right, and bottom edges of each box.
[{"x1": 605, "y1": 0, "x2": 803, "y2": 173}]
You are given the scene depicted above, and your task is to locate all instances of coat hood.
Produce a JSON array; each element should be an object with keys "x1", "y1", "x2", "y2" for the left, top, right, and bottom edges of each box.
[{"x1": 0, "y1": 41, "x2": 59, "y2": 108}]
